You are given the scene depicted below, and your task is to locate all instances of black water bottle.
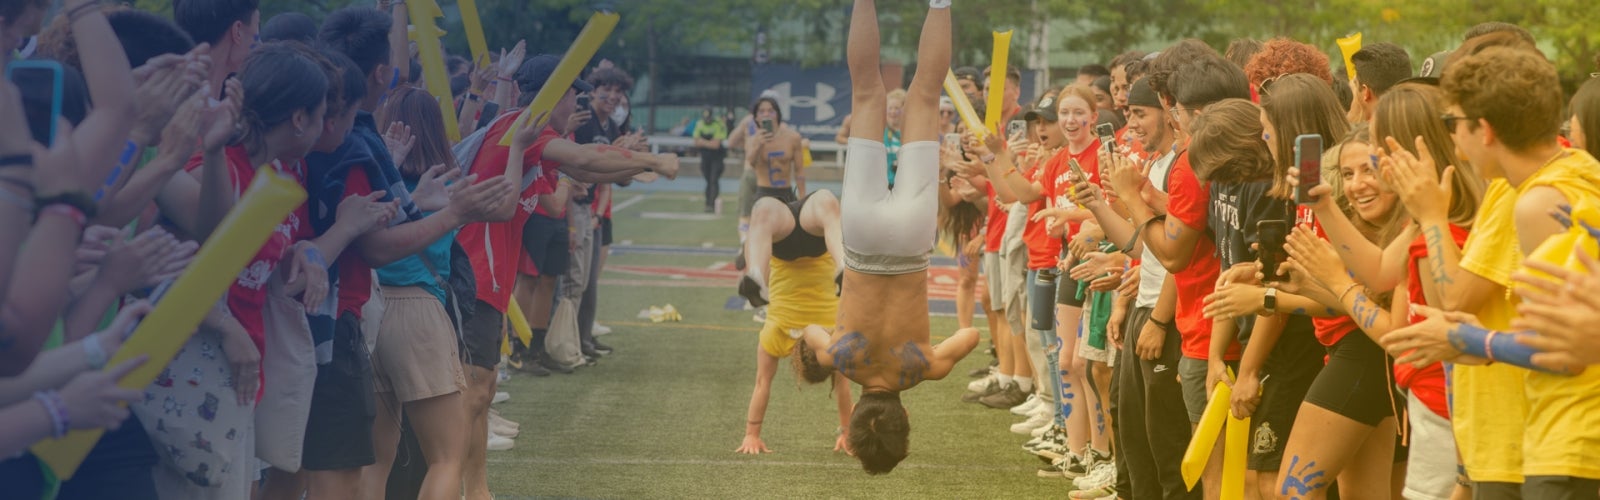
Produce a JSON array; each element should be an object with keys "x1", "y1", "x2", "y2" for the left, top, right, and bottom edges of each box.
[{"x1": 1029, "y1": 268, "x2": 1059, "y2": 332}]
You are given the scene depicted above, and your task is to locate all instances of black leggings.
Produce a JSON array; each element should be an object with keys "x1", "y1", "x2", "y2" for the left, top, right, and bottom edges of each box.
[{"x1": 701, "y1": 148, "x2": 726, "y2": 206}]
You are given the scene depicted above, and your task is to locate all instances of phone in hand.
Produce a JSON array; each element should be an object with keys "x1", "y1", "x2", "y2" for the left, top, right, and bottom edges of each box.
[
  {"x1": 1257, "y1": 220, "x2": 1289, "y2": 282},
  {"x1": 1068, "y1": 158, "x2": 1087, "y2": 182},
  {"x1": 943, "y1": 133, "x2": 961, "y2": 146},
  {"x1": 1294, "y1": 134, "x2": 1324, "y2": 205},
  {"x1": 1006, "y1": 120, "x2": 1027, "y2": 139},
  {"x1": 575, "y1": 94, "x2": 591, "y2": 111},
  {"x1": 760, "y1": 119, "x2": 776, "y2": 135},
  {"x1": 7, "y1": 59, "x2": 64, "y2": 146},
  {"x1": 1094, "y1": 122, "x2": 1116, "y2": 155}
]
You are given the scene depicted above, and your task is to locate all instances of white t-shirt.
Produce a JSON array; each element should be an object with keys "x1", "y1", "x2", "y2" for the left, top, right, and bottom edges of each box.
[{"x1": 1136, "y1": 150, "x2": 1177, "y2": 309}]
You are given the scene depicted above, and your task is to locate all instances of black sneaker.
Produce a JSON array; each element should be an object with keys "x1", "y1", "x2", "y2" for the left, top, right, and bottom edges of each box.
[
  {"x1": 979, "y1": 384, "x2": 1029, "y2": 409},
  {"x1": 1062, "y1": 452, "x2": 1093, "y2": 478},
  {"x1": 580, "y1": 344, "x2": 603, "y2": 359},
  {"x1": 739, "y1": 275, "x2": 769, "y2": 308},
  {"x1": 962, "y1": 379, "x2": 1002, "y2": 403},
  {"x1": 535, "y1": 352, "x2": 574, "y2": 375},
  {"x1": 734, "y1": 247, "x2": 747, "y2": 271},
  {"x1": 513, "y1": 356, "x2": 552, "y2": 377},
  {"x1": 591, "y1": 339, "x2": 613, "y2": 354},
  {"x1": 834, "y1": 271, "x2": 843, "y2": 297}
]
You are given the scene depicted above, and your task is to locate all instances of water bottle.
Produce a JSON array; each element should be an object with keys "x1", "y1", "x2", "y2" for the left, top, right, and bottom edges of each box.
[{"x1": 1029, "y1": 269, "x2": 1059, "y2": 332}]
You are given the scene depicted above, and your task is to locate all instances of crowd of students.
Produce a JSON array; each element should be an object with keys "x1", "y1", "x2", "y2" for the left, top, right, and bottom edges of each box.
[
  {"x1": 927, "y1": 19, "x2": 1600, "y2": 500},
  {"x1": 0, "y1": 0, "x2": 674, "y2": 498}
]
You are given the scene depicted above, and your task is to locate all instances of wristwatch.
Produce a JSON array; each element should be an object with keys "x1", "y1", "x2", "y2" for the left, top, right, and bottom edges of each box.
[{"x1": 1263, "y1": 287, "x2": 1278, "y2": 314}]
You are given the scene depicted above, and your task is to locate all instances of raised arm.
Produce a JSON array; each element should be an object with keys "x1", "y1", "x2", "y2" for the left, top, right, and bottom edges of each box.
[{"x1": 544, "y1": 140, "x2": 677, "y2": 184}]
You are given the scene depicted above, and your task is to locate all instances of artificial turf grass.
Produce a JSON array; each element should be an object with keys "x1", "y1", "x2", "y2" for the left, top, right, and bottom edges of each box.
[{"x1": 485, "y1": 283, "x2": 1074, "y2": 499}]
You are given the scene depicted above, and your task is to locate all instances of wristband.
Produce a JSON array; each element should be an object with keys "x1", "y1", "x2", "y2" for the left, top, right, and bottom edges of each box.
[
  {"x1": 1445, "y1": 324, "x2": 1569, "y2": 373},
  {"x1": 34, "y1": 390, "x2": 68, "y2": 438},
  {"x1": 0, "y1": 154, "x2": 31, "y2": 168},
  {"x1": 1148, "y1": 318, "x2": 1173, "y2": 331},
  {"x1": 82, "y1": 333, "x2": 108, "y2": 370},
  {"x1": 35, "y1": 191, "x2": 97, "y2": 221},
  {"x1": 37, "y1": 204, "x2": 87, "y2": 228}
]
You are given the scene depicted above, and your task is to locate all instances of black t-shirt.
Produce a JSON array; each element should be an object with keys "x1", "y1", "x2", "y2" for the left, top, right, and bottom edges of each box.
[
  {"x1": 571, "y1": 105, "x2": 628, "y2": 206},
  {"x1": 1209, "y1": 180, "x2": 1294, "y2": 343}
]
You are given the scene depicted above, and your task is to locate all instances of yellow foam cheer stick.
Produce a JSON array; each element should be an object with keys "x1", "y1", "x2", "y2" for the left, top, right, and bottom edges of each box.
[
  {"x1": 407, "y1": 0, "x2": 462, "y2": 142},
  {"x1": 31, "y1": 167, "x2": 306, "y2": 478},
  {"x1": 1222, "y1": 410, "x2": 1250, "y2": 499},
  {"x1": 1181, "y1": 369, "x2": 1235, "y2": 489},
  {"x1": 1522, "y1": 199, "x2": 1600, "y2": 287},
  {"x1": 508, "y1": 298, "x2": 535, "y2": 348},
  {"x1": 456, "y1": 0, "x2": 490, "y2": 68},
  {"x1": 498, "y1": 12, "x2": 620, "y2": 147},
  {"x1": 985, "y1": 30, "x2": 1013, "y2": 135},
  {"x1": 1336, "y1": 33, "x2": 1362, "y2": 82},
  {"x1": 943, "y1": 71, "x2": 985, "y2": 138}
]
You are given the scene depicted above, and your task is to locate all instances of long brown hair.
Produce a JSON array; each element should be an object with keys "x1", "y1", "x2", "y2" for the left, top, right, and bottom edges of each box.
[
  {"x1": 1327, "y1": 124, "x2": 1408, "y2": 246},
  {"x1": 376, "y1": 86, "x2": 459, "y2": 179},
  {"x1": 1187, "y1": 99, "x2": 1276, "y2": 187},
  {"x1": 1261, "y1": 73, "x2": 1350, "y2": 199},
  {"x1": 1372, "y1": 83, "x2": 1484, "y2": 228}
]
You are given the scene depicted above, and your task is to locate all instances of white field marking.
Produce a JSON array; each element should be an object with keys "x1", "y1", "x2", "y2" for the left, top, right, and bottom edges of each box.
[
  {"x1": 485, "y1": 456, "x2": 1036, "y2": 472},
  {"x1": 611, "y1": 194, "x2": 648, "y2": 213}
]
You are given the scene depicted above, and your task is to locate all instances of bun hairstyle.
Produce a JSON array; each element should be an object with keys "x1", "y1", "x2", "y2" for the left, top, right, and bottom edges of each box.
[{"x1": 237, "y1": 42, "x2": 329, "y2": 151}]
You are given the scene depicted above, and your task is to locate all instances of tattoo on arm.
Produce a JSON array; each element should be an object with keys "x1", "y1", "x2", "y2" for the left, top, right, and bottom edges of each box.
[
  {"x1": 1349, "y1": 293, "x2": 1381, "y2": 331},
  {"x1": 1424, "y1": 226, "x2": 1455, "y2": 287}
]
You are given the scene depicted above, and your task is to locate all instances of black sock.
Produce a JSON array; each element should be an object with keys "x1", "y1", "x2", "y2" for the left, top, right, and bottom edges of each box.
[{"x1": 531, "y1": 328, "x2": 548, "y2": 356}]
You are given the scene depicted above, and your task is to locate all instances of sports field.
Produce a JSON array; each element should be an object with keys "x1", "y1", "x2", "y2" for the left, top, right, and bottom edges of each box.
[{"x1": 484, "y1": 179, "x2": 1071, "y2": 499}]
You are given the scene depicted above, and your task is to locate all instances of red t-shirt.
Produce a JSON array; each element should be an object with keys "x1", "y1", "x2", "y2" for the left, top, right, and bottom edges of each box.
[
  {"x1": 184, "y1": 146, "x2": 310, "y2": 379},
  {"x1": 1402, "y1": 224, "x2": 1470, "y2": 419},
  {"x1": 1030, "y1": 141, "x2": 1102, "y2": 270},
  {"x1": 335, "y1": 168, "x2": 377, "y2": 318},
  {"x1": 1296, "y1": 208, "x2": 1360, "y2": 347},
  {"x1": 456, "y1": 112, "x2": 563, "y2": 312},
  {"x1": 984, "y1": 183, "x2": 1006, "y2": 252},
  {"x1": 1164, "y1": 152, "x2": 1226, "y2": 360}
]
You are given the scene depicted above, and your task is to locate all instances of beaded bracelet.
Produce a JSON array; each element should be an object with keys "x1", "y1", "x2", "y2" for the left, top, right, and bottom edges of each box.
[{"x1": 34, "y1": 390, "x2": 68, "y2": 438}]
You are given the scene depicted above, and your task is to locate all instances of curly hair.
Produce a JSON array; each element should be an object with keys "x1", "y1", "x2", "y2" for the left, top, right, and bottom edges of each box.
[
  {"x1": 1245, "y1": 38, "x2": 1333, "y2": 91},
  {"x1": 791, "y1": 336, "x2": 833, "y2": 385},
  {"x1": 1443, "y1": 46, "x2": 1562, "y2": 152}
]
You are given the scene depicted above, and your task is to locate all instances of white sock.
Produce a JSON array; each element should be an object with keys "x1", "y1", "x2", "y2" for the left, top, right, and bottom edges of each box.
[
  {"x1": 929, "y1": 0, "x2": 950, "y2": 8},
  {"x1": 1015, "y1": 376, "x2": 1033, "y2": 393},
  {"x1": 997, "y1": 374, "x2": 1014, "y2": 388}
]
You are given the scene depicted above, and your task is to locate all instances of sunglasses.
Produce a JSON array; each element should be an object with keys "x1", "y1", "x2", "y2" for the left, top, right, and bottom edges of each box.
[
  {"x1": 1441, "y1": 113, "x2": 1475, "y2": 130},
  {"x1": 1257, "y1": 73, "x2": 1291, "y2": 96}
]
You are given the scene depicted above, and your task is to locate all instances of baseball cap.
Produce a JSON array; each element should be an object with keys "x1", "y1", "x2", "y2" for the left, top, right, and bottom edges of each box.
[
  {"x1": 1127, "y1": 77, "x2": 1160, "y2": 109},
  {"x1": 1397, "y1": 50, "x2": 1453, "y2": 86},
  {"x1": 1022, "y1": 91, "x2": 1059, "y2": 122},
  {"x1": 516, "y1": 54, "x2": 594, "y2": 96}
]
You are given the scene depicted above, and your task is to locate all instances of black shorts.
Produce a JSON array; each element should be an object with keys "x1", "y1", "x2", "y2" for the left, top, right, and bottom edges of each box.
[
  {"x1": 522, "y1": 213, "x2": 570, "y2": 277},
  {"x1": 1303, "y1": 331, "x2": 1399, "y2": 427},
  {"x1": 460, "y1": 299, "x2": 505, "y2": 370},
  {"x1": 772, "y1": 192, "x2": 829, "y2": 261},
  {"x1": 1057, "y1": 277, "x2": 1087, "y2": 307},
  {"x1": 1523, "y1": 477, "x2": 1600, "y2": 499},
  {"x1": 303, "y1": 312, "x2": 377, "y2": 470},
  {"x1": 601, "y1": 216, "x2": 613, "y2": 246},
  {"x1": 756, "y1": 186, "x2": 799, "y2": 204},
  {"x1": 1248, "y1": 317, "x2": 1323, "y2": 472}
]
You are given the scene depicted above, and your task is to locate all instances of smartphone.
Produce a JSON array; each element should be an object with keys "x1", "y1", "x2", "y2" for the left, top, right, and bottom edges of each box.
[
  {"x1": 1294, "y1": 134, "x2": 1324, "y2": 205},
  {"x1": 6, "y1": 60, "x2": 64, "y2": 146},
  {"x1": 576, "y1": 94, "x2": 592, "y2": 111},
  {"x1": 1094, "y1": 122, "x2": 1116, "y2": 155},
  {"x1": 760, "y1": 119, "x2": 776, "y2": 135},
  {"x1": 1006, "y1": 119, "x2": 1027, "y2": 139},
  {"x1": 943, "y1": 133, "x2": 961, "y2": 146},
  {"x1": 1257, "y1": 220, "x2": 1289, "y2": 282},
  {"x1": 1068, "y1": 157, "x2": 1087, "y2": 182}
]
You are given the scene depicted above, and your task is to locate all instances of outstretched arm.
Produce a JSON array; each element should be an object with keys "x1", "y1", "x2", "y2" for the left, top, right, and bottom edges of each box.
[
  {"x1": 545, "y1": 140, "x2": 676, "y2": 184},
  {"x1": 736, "y1": 348, "x2": 781, "y2": 454},
  {"x1": 926, "y1": 327, "x2": 981, "y2": 381}
]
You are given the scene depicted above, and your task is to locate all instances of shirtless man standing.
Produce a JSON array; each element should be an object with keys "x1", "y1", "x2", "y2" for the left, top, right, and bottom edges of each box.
[
  {"x1": 794, "y1": 0, "x2": 980, "y2": 475},
  {"x1": 737, "y1": 96, "x2": 816, "y2": 304}
]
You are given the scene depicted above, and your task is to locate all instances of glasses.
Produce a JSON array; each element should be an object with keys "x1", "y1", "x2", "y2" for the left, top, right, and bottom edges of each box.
[
  {"x1": 1257, "y1": 73, "x2": 1291, "y2": 96},
  {"x1": 940, "y1": 109, "x2": 955, "y2": 115},
  {"x1": 1441, "y1": 113, "x2": 1474, "y2": 130}
]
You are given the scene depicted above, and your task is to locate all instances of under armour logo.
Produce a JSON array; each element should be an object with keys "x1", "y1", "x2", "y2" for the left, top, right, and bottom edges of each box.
[{"x1": 769, "y1": 82, "x2": 837, "y2": 122}]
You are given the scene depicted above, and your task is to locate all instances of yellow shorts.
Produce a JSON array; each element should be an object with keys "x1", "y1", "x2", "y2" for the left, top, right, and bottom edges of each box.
[{"x1": 757, "y1": 253, "x2": 839, "y2": 358}]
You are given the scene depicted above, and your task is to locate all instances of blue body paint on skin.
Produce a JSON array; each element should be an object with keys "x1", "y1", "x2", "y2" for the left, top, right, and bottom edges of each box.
[
  {"x1": 893, "y1": 341, "x2": 928, "y2": 387},
  {"x1": 1280, "y1": 455, "x2": 1329, "y2": 496},
  {"x1": 1292, "y1": 307, "x2": 1307, "y2": 315},
  {"x1": 829, "y1": 332, "x2": 870, "y2": 378}
]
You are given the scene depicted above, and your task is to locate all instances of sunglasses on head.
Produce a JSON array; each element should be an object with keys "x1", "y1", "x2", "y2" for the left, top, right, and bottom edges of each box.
[{"x1": 1257, "y1": 73, "x2": 1291, "y2": 96}]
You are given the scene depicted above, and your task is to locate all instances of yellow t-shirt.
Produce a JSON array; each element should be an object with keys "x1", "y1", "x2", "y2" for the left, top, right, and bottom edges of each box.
[
  {"x1": 1455, "y1": 178, "x2": 1530, "y2": 484},
  {"x1": 758, "y1": 254, "x2": 840, "y2": 358},
  {"x1": 1517, "y1": 150, "x2": 1600, "y2": 479}
]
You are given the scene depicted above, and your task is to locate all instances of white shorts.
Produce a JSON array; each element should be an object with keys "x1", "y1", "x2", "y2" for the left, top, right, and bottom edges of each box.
[
  {"x1": 1404, "y1": 392, "x2": 1457, "y2": 500},
  {"x1": 841, "y1": 138, "x2": 939, "y2": 275}
]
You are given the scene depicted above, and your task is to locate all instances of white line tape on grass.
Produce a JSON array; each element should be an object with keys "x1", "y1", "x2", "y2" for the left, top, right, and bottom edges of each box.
[
  {"x1": 486, "y1": 456, "x2": 1034, "y2": 472},
  {"x1": 611, "y1": 194, "x2": 649, "y2": 213}
]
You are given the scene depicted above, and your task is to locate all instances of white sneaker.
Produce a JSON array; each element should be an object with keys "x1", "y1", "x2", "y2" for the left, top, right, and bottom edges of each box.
[
  {"x1": 492, "y1": 392, "x2": 510, "y2": 405},
  {"x1": 491, "y1": 419, "x2": 519, "y2": 438},
  {"x1": 593, "y1": 322, "x2": 613, "y2": 336},
  {"x1": 1010, "y1": 411, "x2": 1053, "y2": 435},
  {"x1": 968, "y1": 373, "x2": 998, "y2": 393},
  {"x1": 487, "y1": 434, "x2": 515, "y2": 451},
  {"x1": 1010, "y1": 394, "x2": 1040, "y2": 416},
  {"x1": 489, "y1": 409, "x2": 520, "y2": 431},
  {"x1": 752, "y1": 306, "x2": 767, "y2": 323},
  {"x1": 1074, "y1": 461, "x2": 1118, "y2": 489}
]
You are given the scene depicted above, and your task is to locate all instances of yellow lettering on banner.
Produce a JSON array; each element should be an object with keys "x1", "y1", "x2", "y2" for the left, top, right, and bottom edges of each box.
[
  {"x1": 457, "y1": 0, "x2": 490, "y2": 68},
  {"x1": 31, "y1": 167, "x2": 307, "y2": 478},
  {"x1": 408, "y1": 0, "x2": 462, "y2": 141},
  {"x1": 498, "y1": 12, "x2": 621, "y2": 147},
  {"x1": 943, "y1": 71, "x2": 985, "y2": 139},
  {"x1": 1337, "y1": 33, "x2": 1362, "y2": 82},
  {"x1": 984, "y1": 30, "x2": 1013, "y2": 135}
]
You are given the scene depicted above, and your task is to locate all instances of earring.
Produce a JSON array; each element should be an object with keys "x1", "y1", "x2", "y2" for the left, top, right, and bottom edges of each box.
[{"x1": 295, "y1": 128, "x2": 305, "y2": 137}]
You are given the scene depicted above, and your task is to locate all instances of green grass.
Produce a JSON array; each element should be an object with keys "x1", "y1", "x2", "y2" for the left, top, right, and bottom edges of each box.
[{"x1": 486, "y1": 192, "x2": 1073, "y2": 499}]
